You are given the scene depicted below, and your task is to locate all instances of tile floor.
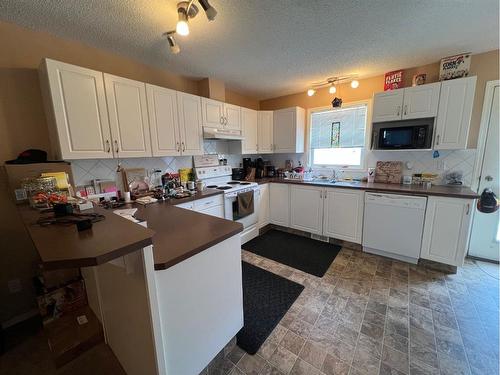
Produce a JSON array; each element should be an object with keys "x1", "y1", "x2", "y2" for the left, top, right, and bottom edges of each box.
[{"x1": 204, "y1": 248, "x2": 499, "y2": 375}]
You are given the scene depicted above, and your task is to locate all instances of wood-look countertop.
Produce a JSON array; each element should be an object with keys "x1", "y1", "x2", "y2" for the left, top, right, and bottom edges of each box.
[
  {"x1": 133, "y1": 202, "x2": 243, "y2": 271},
  {"x1": 18, "y1": 188, "x2": 242, "y2": 271},
  {"x1": 254, "y1": 177, "x2": 479, "y2": 199},
  {"x1": 18, "y1": 205, "x2": 155, "y2": 270}
]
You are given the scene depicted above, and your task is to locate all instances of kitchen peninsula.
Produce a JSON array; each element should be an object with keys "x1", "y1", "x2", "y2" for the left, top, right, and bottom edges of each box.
[{"x1": 17, "y1": 192, "x2": 244, "y2": 375}]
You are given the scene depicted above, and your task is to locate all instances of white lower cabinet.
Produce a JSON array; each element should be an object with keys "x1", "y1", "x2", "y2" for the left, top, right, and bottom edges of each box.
[
  {"x1": 176, "y1": 195, "x2": 224, "y2": 218},
  {"x1": 290, "y1": 185, "x2": 324, "y2": 235},
  {"x1": 269, "y1": 183, "x2": 290, "y2": 227},
  {"x1": 420, "y1": 196, "x2": 474, "y2": 266},
  {"x1": 323, "y1": 188, "x2": 364, "y2": 244},
  {"x1": 258, "y1": 184, "x2": 270, "y2": 228}
]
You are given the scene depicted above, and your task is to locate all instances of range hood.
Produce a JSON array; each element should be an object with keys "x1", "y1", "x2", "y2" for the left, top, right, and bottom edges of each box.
[{"x1": 203, "y1": 127, "x2": 244, "y2": 140}]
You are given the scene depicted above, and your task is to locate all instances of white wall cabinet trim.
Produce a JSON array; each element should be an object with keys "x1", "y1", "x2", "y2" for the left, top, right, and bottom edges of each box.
[
  {"x1": 177, "y1": 92, "x2": 204, "y2": 155},
  {"x1": 146, "y1": 84, "x2": 181, "y2": 157},
  {"x1": 241, "y1": 108, "x2": 258, "y2": 154},
  {"x1": 104, "y1": 74, "x2": 152, "y2": 158},
  {"x1": 273, "y1": 107, "x2": 305, "y2": 153},
  {"x1": 39, "y1": 59, "x2": 114, "y2": 160},
  {"x1": 434, "y1": 76, "x2": 477, "y2": 150},
  {"x1": 258, "y1": 111, "x2": 274, "y2": 153},
  {"x1": 402, "y1": 82, "x2": 441, "y2": 120}
]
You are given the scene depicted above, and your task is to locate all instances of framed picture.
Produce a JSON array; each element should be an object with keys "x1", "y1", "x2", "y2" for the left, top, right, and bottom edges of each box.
[
  {"x1": 384, "y1": 70, "x2": 404, "y2": 91},
  {"x1": 331, "y1": 122, "x2": 340, "y2": 147},
  {"x1": 439, "y1": 53, "x2": 471, "y2": 80}
]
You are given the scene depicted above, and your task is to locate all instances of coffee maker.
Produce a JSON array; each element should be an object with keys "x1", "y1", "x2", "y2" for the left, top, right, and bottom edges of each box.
[{"x1": 255, "y1": 158, "x2": 265, "y2": 179}]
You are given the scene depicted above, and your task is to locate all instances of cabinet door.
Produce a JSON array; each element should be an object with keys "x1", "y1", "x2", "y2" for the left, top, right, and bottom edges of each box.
[
  {"x1": 434, "y1": 76, "x2": 477, "y2": 150},
  {"x1": 241, "y1": 108, "x2": 258, "y2": 154},
  {"x1": 258, "y1": 184, "x2": 270, "y2": 228},
  {"x1": 224, "y1": 103, "x2": 242, "y2": 131},
  {"x1": 258, "y1": 111, "x2": 274, "y2": 153},
  {"x1": 177, "y1": 92, "x2": 204, "y2": 155},
  {"x1": 421, "y1": 197, "x2": 473, "y2": 266},
  {"x1": 323, "y1": 188, "x2": 364, "y2": 243},
  {"x1": 201, "y1": 98, "x2": 224, "y2": 129},
  {"x1": 273, "y1": 108, "x2": 297, "y2": 153},
  {"x1": 198, "y1": 205, "x2": 224, "y2": 219},
  {"x1": 146, "y1": 84, "x2": 180, "y2": 156},
  {"x1": 402, "y1": 82, "x2": 441, "y2": 120},
  {"x1": 269, "y1": 183, "x2": 290, "y2": 227},
  {"x1": 372, "y1": 90, "x2": 404, "y2": 122},
  {"x1": 41, "y1": 59, "x2": 113, "y2": 159},
  {"x1": 290, "y1": 185, "x2": 324, "y2": 235},
  {"x1": 104, "y1": 74, "x2": 151, "y2": 157}
]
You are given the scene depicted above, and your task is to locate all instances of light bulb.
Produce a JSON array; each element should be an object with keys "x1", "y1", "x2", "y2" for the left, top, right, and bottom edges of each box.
[
  {"x1": 307, "y1": 88, "x2": 315, "y2": 96},
  {"x1": 329, "y1": 85, "x2": 337, "y2": 94},
  {"x1": 351, "y1": 80, "x2": 359, "y2": 88},
  {"x1": 176, "y1": 20, "x2": 190, "y2": 36}
]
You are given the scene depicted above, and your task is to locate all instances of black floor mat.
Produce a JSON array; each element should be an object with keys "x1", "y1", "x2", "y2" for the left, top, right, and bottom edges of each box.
[
  {"x1": 237, "y1": 261, "x2": 304, "y2": 355},
  {"x1": 242, "y1": 229, "x2": 341, "y2": 277}
]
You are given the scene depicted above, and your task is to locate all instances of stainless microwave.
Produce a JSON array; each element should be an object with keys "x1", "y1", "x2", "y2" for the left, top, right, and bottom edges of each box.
[{"x1": 372, "y1": 119, "x2": 434, "y2": 150}]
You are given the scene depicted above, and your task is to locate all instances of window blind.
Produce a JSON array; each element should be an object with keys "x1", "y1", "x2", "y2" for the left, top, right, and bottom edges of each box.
[{"x1": 310, "y1": 105, "x2": 367, "y2": 149}]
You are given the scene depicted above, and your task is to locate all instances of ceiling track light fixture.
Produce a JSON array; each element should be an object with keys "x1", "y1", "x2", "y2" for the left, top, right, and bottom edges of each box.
[
  {"x1": 307, "y1": 75, "x2": 360, "y2": 96},
  {"x1": 164, "y1": 0, "x2": 218, "y2": 54}
]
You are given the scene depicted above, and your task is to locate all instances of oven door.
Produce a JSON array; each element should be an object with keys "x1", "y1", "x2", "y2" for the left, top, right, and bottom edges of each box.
[{"x1": 224, "y1": 188, "x2": 259, "y2": 229}]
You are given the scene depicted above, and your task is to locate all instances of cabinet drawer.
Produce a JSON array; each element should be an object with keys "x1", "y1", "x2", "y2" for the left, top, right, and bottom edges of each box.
[{"x1": 193, "y1": 195, "x2": 224, "y2": 211}]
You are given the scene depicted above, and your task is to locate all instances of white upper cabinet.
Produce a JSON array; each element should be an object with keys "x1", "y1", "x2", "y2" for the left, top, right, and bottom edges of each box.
[
  {"x1": 104, "y1": 74, "x2": 152, "y2": 158},
  {"x1": 323, "y1": 188, "x2": 364, "y2": 244},
  {"x1": 201, "y1": 98, "x2": 225, "y2": 129},
  {"x1": 269, "y1": 183, "x2": 290, "y2": 227},
  {"x1": 402, "y1": 82, "x2": 441, "y2": 120},
  {"x1": 420, "y1": 196, "x2": 474, "y2": 266},
  {"x1": 224, "y1": 103, "x2": 242, "y2": 131},
  {"x1": 146, "y1": 84, "x2": 180, "y2": 156},
  {"x1": 258, "y1": 111, "x2": 274, "y2": 153},
  {"x1": 372, "y1": 82, "x2": 441, "y2": 123},
  {"x1": 372, "y1": 90, "x2": 405, "y2": 122},
  {"x1": 273, "y1": 107, "x2": 305, "y2": 153},
  {"x1": 290, "y1": 185, "x2": 324, "y2": 235},
  {"x1": 177, "y1": 92, "x2": 204, "y2": 155},
  {"x1": 241, "y1": 108, "x2": 258, "y2": 154},
  {"x1": 201, "y1": 98, "x2": 241, "y2": 131},
  {"x1": 434, "y1": 76, "x2": 477, "y2": 150},
  {"x1": 39, "y1": 59, "x2": 113, "y2": 159}
]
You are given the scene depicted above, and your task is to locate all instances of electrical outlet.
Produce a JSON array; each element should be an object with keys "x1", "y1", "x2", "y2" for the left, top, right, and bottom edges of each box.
[
  {"x1": 436, "y1": 160, "x2": 446, "y2": 171},
  {"x1": 8, "y1": 278, "x2": 22, "y2": 293}
]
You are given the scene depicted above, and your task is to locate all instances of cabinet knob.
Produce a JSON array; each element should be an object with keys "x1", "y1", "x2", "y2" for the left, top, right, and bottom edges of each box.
[
  {"x1": 220, "y1": 117, "x2": 224, "y2": 124},
  {"x1": 176, "y1": 142, "x2": 180, "y2": 152},
  {"x1": 436, "y1": 134, "x2": 440, "y2": 145},
  {"x1": 105, "y1": 140, "x2": 111, "y2": 153},
  {"x1": 466, "y1": 203, "x2": 470, "y2": 215},
  {"x1": 114, "y1": 140, "x2": 119, "y2": 153},
  {"x1": 182, "y1": 142, "x2": 185, "y2": 152},
  {"x1": 404, "y1": 105, "x2": 408, "y2": 116},
  {"x1": 397, "y1": 106, "x2": 401, "y2": 116}
]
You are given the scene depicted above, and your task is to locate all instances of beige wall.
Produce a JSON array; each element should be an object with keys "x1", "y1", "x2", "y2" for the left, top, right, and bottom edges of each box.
[
  {"x1": 260, "y1": 50, "x2": 499, "y2": 148},
  {"x1": 0, "y1": 20, "x2": 259, "y2": 164},
  {"x1": 0, "y1": 20, "x2": 260, "y2": 324}
]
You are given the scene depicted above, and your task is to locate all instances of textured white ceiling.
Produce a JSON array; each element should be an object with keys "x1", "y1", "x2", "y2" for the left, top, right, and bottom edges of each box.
[{"x1": 1, "y1": 0, "x2": 498, "y2": 99}]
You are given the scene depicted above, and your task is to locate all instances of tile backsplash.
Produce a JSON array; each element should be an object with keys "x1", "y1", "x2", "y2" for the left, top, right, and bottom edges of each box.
[{"x1": 71, "y1": 140, "x2": 477, "y2": 189}]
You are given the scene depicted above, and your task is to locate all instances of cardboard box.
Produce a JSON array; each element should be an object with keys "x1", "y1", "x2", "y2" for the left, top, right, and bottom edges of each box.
[{"x1": 4, "y1": 162, "x2": 74, "y2": 204}]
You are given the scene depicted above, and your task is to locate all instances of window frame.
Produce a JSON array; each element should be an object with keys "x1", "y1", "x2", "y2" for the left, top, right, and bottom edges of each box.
[{"x1": 306, "y1": 99, "x2": 372, "y2": 171}]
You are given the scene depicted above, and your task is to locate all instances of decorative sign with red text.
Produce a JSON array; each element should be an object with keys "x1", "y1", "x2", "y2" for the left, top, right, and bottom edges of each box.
[{"x1": 384, "y1": 70, "x2": 404, "y2": 91}]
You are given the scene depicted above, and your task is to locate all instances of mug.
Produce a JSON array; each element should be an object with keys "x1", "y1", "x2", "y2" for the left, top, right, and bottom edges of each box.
[
  {"x1": 186, "y1": 181, "x2": 195, "y2": 190},
  {"x1": 196, "y1": 180, "x2": 205, "y2": 191}
]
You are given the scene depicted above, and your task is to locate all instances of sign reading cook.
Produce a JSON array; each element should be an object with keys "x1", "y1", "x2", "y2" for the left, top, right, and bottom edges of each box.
[{"x1": 439, "y1": 53, "x2": 471, "y2": 81}]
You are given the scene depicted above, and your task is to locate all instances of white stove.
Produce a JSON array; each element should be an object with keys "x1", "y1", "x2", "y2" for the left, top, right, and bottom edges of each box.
[{"x1": 194, "y1": 156, "x2": 260, "y2": 244}]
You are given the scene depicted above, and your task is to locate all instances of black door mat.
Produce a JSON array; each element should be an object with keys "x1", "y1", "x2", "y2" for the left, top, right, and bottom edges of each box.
[
  {"x1": 237, "y1": 261, "x2": 304, "y2": 355},
  {"x1": 242, "y1": 229, "x2": 341, "y2": 277}
]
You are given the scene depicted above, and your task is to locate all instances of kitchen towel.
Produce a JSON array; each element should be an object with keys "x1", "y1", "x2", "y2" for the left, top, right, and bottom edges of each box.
[{"x1": 235, "y1": 190, "x2": 254, "y2": 220}]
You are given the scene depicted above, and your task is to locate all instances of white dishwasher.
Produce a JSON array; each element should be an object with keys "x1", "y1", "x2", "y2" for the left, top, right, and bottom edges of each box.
[{"x1": 363, "y1": 192, "x2": 427, "y2": 264}]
